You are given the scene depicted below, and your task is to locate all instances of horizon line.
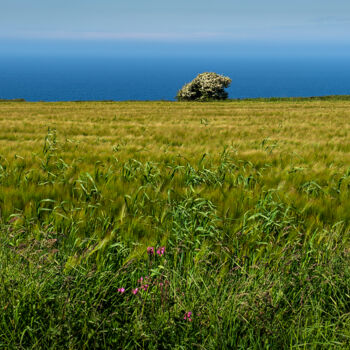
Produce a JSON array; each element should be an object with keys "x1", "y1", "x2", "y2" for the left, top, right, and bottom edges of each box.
[{"x1": 1, "y1": 31, "x2": 350, "y2": 43}]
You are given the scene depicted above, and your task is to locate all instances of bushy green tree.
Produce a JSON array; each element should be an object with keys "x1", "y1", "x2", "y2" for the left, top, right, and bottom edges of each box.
[{"x1": 176, "y1": 72, "x2": 232, "y2": 101}]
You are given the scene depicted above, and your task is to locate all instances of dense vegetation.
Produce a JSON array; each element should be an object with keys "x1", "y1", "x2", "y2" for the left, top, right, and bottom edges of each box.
[
  {"x1": 176, "y1": 72, "x2": 231, "y2": 101},
  {"x1": 0, "y1": 100, "x2": 349, "y2": 349}
]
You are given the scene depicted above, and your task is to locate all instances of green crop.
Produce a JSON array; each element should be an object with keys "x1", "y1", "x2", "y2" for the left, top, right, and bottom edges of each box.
[{"x1": 0, "y1": 100, "x2": 349, "y2": 349}]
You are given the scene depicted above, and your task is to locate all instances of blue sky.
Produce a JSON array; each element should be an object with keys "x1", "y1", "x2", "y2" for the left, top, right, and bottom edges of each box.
[{"x1": 1, "y1": 0, "x2": 350, "y2": 55}]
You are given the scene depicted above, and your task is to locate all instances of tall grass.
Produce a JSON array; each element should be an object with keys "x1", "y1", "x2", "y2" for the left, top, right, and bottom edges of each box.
[{"x1": 0, "y1": 100, "x2": 349, "y2": 349}]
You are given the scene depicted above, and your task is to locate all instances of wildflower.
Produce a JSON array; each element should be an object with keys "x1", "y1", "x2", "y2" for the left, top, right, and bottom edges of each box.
[
  {"x1": 132, "y1": 288, "x2": 139, "y2": 295},
  {"x1": 117, "y1": 288, "x2": 125, "y2": 294},
  {"x1": 147, "y1": 247, "x2": 154, "y2": 256},
  {"x1": 156, "y1": 246, "x2": 165, "y2": 256},
  {"x1": 184, "y1": 311, "x2": 192, "y2": 322},
  {"x1": 142, "y1": 284, "x2": 149, "y2": 291},
  {"x1": 138, "y1": 276, "x2": 151, "y2": 285}
]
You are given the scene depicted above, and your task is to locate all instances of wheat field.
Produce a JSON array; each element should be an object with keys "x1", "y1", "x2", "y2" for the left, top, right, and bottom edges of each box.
[{"x1": 0, "y1": 100, "x2": 349, "y2": 349}]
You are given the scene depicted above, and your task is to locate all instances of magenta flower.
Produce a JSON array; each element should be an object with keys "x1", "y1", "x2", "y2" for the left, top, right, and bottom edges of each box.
[
  {"x1": 156, "y1": 246, "x2": 165, "y2": 256},
  {"x1": 138, "y1": 276, "x2": 151, "y2": 285},
  {"x1": 142, "y1": 284, "x2": 149, "y2": 291},
  {"x1": 184, "y1": 311, "x2": 192, "y2": 322},
  {"x1": 117, "y1": 288, "x2": 125, "y2": 294},
  {"x1": 132, "y1": 288, "x2": 139, "y2": 295},
  {"x1": 147, "y1": 247, "x2": 155, "y2": 256}
]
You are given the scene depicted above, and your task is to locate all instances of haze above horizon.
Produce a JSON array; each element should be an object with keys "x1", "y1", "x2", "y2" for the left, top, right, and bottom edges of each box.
[{"x1": 1, "y1": 0, "x2": 350, "y2": 57}]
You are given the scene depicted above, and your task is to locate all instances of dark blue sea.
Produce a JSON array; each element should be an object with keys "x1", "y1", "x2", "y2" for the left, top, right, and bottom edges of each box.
[{"x1": 0, "y1": 55, "x2": 349, "y2": 101}]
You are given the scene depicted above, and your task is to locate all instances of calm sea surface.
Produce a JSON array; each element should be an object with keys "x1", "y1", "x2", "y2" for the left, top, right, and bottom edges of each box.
[{"x1": 0, "y1": 55, "x2": 349, "y2": 101}]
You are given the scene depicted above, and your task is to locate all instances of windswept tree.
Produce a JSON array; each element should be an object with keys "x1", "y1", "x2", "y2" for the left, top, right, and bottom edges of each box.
[{"x1": 176, "y1": 72, "x2": 232, "y2": 101}]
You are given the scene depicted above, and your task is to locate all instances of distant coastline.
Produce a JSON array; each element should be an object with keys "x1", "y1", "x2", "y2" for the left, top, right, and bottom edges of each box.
[{"x1": 1, "y1": 95, "x2": 350, "y2": 103}]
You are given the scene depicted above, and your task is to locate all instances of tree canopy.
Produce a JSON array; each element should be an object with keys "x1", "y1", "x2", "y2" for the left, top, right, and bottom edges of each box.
[{"x1": 176, "y1": 72, "x2": 232, "y2": 101}]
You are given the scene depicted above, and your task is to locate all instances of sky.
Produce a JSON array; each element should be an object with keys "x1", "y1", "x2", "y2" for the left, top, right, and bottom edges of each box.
[{"x1": 1, "y1": 0, "x2": 350, "y2": 56}]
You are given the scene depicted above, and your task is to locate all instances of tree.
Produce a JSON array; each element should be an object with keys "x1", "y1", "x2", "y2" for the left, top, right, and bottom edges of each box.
[{"x1": 176, "y1": 72, "x2": 232, "y2": 101}]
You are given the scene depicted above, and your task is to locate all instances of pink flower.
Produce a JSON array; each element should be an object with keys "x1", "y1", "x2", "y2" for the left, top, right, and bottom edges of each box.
[
  {"x1": 184, "y1": 311, "x2": 192, "y2": 322},
  {"x1": 132, "y1": 288, "x2": 139, "y2": 295},
  {"x1": 147, "y1": 247, "x2": 154, "y2": 256},
  {"x1": 142, "y1": 284, "x2": 149, "y2": 291},
  {"x1": 117, "y1": 288, "x2": 125, "y2": 294},
  {"x1": 138, "y1": 276, "x2": 151, "y2": 284},
  {"x1": 156, "y1": 246, "x2": 165, "y2": 256}
]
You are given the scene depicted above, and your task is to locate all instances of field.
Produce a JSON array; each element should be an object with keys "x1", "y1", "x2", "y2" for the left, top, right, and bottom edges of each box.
[{"x1": 0, "y1": 99, "x2": 349, "y2": 349}]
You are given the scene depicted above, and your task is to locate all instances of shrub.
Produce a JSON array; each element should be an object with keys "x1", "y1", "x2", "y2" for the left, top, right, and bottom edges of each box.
[{"x1": 176, "y1": 72, "x2": 232, "y2": 101}]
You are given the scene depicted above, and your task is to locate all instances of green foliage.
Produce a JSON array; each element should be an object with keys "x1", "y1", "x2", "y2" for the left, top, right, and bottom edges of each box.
[
  {"x1": 176, "y1": 72, "x2": 232, "y2": 101},
  {"x1": 0, "y1": 98, "x2": 26, "y2": 102},
  {"x1": 0, "y1": 103, "x2": 350, "y2": 349}
]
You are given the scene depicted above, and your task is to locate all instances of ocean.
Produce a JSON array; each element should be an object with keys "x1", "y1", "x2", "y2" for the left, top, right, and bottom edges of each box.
[{"x1": 0, "y1": 55, "x2": 349, "y2": 101}]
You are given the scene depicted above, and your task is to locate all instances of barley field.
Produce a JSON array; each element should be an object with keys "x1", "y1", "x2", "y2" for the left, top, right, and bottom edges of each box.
[{"x1": 0, "y1": 99, "x2": 349, "y2": 349}]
